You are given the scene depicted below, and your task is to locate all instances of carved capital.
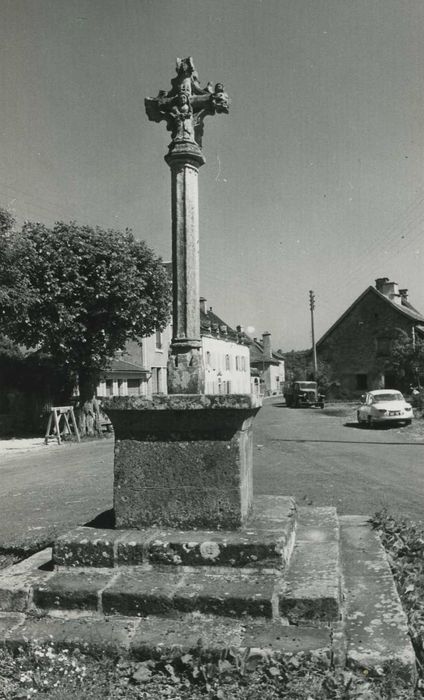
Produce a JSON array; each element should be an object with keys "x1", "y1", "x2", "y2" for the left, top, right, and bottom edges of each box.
[{"x1": 145, "y1": 57, "x2": 230, "y2": 149}]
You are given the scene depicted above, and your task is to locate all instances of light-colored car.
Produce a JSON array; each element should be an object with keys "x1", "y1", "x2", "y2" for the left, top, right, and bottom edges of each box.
[{"x1": 357, "y1": 389, "x2": 413, "y2": 427}]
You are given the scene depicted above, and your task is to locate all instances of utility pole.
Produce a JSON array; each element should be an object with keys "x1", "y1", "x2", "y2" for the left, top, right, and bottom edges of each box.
[{"x1": 309, "y1": 290, "x2": 318, "y2": 380}]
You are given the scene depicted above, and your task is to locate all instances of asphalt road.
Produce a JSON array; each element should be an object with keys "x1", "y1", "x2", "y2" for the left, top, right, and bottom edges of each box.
[
  {"x1": 254, "y1": 399, "x2": 424, "y2": 522},
  {"x1": 0, "y1": 400, "x2": 423, "y2": 551},
  {"x1": 0, "y1": 439, "x2": 114, "y2": 551}
]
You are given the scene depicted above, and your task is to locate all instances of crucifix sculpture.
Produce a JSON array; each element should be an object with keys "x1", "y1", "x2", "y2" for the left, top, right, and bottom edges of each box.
[{"x1": 145, "y1": 57, "x2": 230, "y2": 394}]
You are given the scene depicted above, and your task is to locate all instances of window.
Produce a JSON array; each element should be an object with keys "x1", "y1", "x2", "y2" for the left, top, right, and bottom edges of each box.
[
  {"x1": 106, "y1": 380, "x2": 113, "y2": 397},
  {"x1": 356, "y1": 374, "x2": 367, "y2": 390},
  {"x1": 155, "y1": 330, "x2": 162, "y2": 350},
  {"x1": 151, "y1": 367, "x2": 160, "y2": 393},
  {"x1": 225, "y1": 354, "x2": 230, "y2": 370},
  {"x1": 235, "y1": 356, "x2": 240, "y2": 371},
  {"x1": 205, "y1": 351, "x2": 211, "y2": 367},
  {"x1": 241, "y1": 356, "x2": 246, "y2": 371}
]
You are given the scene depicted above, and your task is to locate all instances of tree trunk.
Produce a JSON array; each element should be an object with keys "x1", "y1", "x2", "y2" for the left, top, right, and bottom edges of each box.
[{"x1": 76, "y1": 369, "x2": 103, "y2": 437}]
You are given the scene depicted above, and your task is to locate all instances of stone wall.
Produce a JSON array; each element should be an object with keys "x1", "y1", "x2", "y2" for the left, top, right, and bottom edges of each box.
[{"x1": 317, "y1": 290, "x2": 414, "y2": 396}]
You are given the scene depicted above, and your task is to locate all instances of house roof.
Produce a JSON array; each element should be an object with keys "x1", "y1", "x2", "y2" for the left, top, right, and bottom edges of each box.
[
  {"x1": 247, "y1": 337, "x2": 285, "y2": 366},
  {"x1": 317, "y1": 285, "x2": 424, "y2": 347},
  {"x1": 200, "y1": 307, "x2": 240, "y2": 342},
  {"x1": 104, "y1": 358, "x2": 149, "y2": 377}
]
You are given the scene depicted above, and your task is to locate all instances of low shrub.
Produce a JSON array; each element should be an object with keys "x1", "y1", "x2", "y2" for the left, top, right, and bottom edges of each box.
[{"x1": 371, "y1": 510, "x2": 424, "y2": 697}]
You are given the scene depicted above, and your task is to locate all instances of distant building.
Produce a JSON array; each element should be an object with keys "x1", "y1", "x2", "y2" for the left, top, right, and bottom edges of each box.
[
  {"x1": 97, "y1": 327, "x2": 171, "y2": 399},
  {"x1": 316, "y1": 277, "x2": 424, "y2": 395},
  {"x1": 200, "y1": 298, "x2": 251, "y2": 395},
  {"x1": 98, "y1": 297, "x2": 251, "y2": 397},
  {"x1": 238, "y1": 329, "x2": 285, "y2": 396}
]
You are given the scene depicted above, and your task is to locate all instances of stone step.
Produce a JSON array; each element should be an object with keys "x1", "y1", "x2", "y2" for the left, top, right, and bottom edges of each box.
[
  {"x1": 32, "y1": 567, "x2": 280, "y2": 619},
  {"x1": 53, "y1": 495, "x2": 297, "y2": 571},
  {"x1": 0, "y1": 610, "x2": 334, "y2": 660},
  {"x1": 278, "y1": 507, "x2": 341, "y2": 624},
  {"x1": 339, "y1": 515, "x2": 415, "y2": 676}
]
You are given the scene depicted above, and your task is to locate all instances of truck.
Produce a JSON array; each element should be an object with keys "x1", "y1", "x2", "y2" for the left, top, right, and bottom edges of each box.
[{"x1": 283, "y1": 380, "x2": 325, "y2": 409}]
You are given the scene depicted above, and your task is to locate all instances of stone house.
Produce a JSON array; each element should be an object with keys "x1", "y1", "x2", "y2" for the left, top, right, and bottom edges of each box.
[
  {"x1": 97, "y1": 297, "x2": 251, "y2": 397},
  {"x1": 316, "y1": 277, "x2": 424, "y2": 396},
  {"x1": 244, "y1": 331, "x2": 285, "y2": 396},
  {"x1": 97, "y1": 328, "x2": 171, "y2": 399}
]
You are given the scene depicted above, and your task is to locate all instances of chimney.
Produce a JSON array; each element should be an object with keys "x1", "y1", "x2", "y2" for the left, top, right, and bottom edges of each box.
[
  {"x1": 375, "y1": 277, "x2": 389, "y2": 292},
  {"x1": 262, "y1": 331, "x2": 272, "y2": 361},
  {"x1": 384, "y1": 281, "x2": 400, "y2": 304},
  {"x1": 399, "y1": 289, "x2": 408, "y2": 302},
  {"x1": 199, "y1": 297, "x2": 208, "y2": 314}
]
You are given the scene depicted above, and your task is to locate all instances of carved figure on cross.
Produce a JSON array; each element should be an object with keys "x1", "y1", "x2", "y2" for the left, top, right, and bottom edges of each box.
[{"x1": 145, "y1": 57, "x2": 230, "y2": 147}]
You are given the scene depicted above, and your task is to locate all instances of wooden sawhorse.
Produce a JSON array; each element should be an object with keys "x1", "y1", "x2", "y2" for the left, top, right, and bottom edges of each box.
[{"x1": 44, "y1": 406, "x2": 81, "y2": 445}]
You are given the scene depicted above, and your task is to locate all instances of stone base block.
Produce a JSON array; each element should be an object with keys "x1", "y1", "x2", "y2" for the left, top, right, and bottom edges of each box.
[
  {"x1": 52, "y1": 495, "x2": 297, "y2": 570},
  {"x1": 104, "y1": 394, "x2": 261, "y2": 529}
]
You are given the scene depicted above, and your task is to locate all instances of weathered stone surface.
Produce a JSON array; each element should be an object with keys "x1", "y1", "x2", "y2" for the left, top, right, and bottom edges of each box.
[
  {"x1": 241, "y1": 619, "x2": 332, "y2": 654},
  {"x1": 33, "y1": 570, "x2": 113, "y2": 612},
  {"x1": 53, "y1": 527, "x2": 123, "y2": 568},
  {"x1": 0, "y1": 549, "x2": 53, "y2": 613},
  {"x1": 108, "y1": 396, "x2": 260, "y2": 530},
  {"x1": 296, "y1": 506, "x2": 339, "y2": 544},
  {"x1": 278, "y1": 515, "x2": 341, "y2": 624},
  {"x1": 49, "y1": 496, "x2": 298, "y2": 570},
  {"x1": 116, "y1": 530, "x2": 156, "y2": 566},
  {"x1": 104, "y1": 393, "x2": 261, "y2": 413},
  {"x1": 340, "y1": 516, "x2": 416, "y2": 678},
  {"x1": 252, "y1": 495, "x2": 297, "y2": 522},
  {"x1": 102, "y1": 570, "x2": 183, "y2": 617},
  {"x1": 4, "y1": 615, "x2": 139, "y2": 656},
  {"x1": 130, "y1": 613, "x2": 244, "y2": 659},
  {"x1": 148, "y1": 528, "x2": 289, "y2": 568},
  {"x1": 173, "y1": 571, "x2": 276, "y2": 618}
]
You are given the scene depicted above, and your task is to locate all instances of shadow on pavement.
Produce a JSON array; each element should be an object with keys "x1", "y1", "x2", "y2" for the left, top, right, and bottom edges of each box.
[{"x1": 84, "y1": 508, "x2": 115, "y2": 529}]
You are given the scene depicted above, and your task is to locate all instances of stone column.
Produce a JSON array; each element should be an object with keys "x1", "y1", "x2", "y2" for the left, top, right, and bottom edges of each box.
[
  {"x1": 145, "y1": 57, "x2": 230, "y2": 394},
  {"x1": 165, "y1": 144, "x2": 205, "y2": 393}
]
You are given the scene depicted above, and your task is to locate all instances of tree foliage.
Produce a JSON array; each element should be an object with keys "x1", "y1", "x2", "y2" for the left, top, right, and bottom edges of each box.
[
  {"x1": 388, "y1": 330, "x2": 424, "y2": 388},
  {"x1": 0, "y1": 207, "x2": 15, "y2": 235},
  {"x1": 0, "y1": 218, "x2": 171, "y2": 433}
]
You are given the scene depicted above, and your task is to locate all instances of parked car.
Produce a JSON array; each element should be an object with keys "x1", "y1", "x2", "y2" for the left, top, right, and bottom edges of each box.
[
  {"x1": 357, "y1": 389, "x2": 413, "y2": 427},
  {"x1": 283, "y1": 381, "x2": 324, "y2": 409}
]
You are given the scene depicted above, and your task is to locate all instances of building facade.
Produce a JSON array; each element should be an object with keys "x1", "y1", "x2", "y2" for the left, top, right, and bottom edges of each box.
[
  {"x1": 316, "y1": 278, "x2": 424, "y2": 396},
  {"x1": 243, "y1": 331, "x2": 285, "y2": 396},
  {"x1": 98, "y1": 298, "x2": 251, "y2": 397}
]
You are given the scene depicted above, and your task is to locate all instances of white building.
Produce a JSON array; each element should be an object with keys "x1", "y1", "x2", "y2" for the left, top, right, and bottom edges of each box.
[
  {"x1": 97, "y1": 297, "x2": 251, "y2": 397},
  {"x1": 200, "y1": 299, "x2": 250, "y2": 395},
  {"x1": 244, "y1": 331, "x2": 285, "y2": 396}
]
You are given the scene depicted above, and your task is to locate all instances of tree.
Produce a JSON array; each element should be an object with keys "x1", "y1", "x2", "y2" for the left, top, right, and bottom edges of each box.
[
  {"x1": 0, "y1": 207, "x2": 15, "y2": 235},
  {"x1": 0, "y1": 219, "x2": 171, "y2": 435},
  {"x1": 387, "y1": 330, "x2": 424, "y2": 390}
]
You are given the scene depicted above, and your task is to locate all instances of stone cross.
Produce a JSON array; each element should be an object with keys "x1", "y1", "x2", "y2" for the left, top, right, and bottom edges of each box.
[{"x1": 145, "y1": 57, "x2": 230, "y2": 393}]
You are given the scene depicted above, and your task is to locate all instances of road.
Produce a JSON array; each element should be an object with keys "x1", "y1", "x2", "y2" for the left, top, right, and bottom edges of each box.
[
  {"x1": 0, "y1": 439, "x2": 114, "y2": 551},
  {"x1": 254, "y1": 399, "x2": 424, "y2": 522},
  {"x1": 0, "y1": 400, "x2": 423, "y2": 550}
]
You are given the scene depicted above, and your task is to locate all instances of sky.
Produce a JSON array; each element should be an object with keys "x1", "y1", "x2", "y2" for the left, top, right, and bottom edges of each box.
[{"x1": 1, "y1": 0, "x2": 423, "y2": 351}]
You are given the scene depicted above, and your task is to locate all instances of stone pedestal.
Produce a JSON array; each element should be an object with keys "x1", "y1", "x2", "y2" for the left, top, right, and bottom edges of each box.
[{"x1": 104, "y1": 394, "x2": 261, "y2": 530}]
